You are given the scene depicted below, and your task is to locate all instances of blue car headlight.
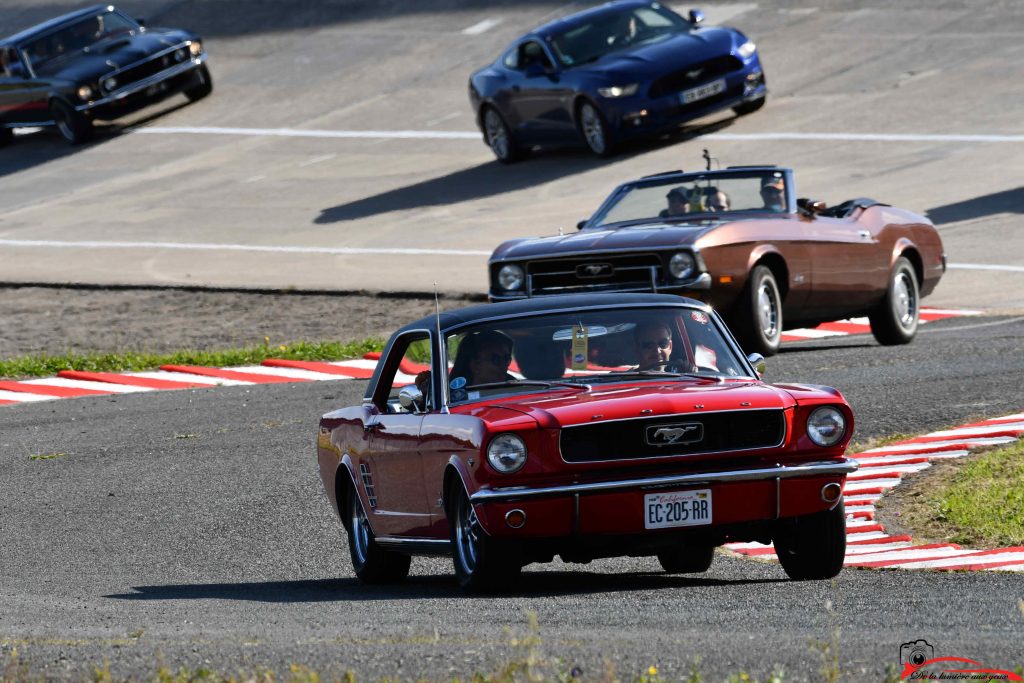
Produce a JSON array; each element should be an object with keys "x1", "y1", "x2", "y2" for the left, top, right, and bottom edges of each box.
[
  {"x1": 598, "y1": 84, "x2": 639, "y2": 98},
  {"x1": 738, "y1": 40, "x2": 757, "y2": 59}
]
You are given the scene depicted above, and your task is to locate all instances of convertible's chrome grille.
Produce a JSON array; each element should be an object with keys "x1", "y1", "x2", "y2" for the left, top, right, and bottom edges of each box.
[
  {"x1": 560, "y1": 410, "x2": 785, "y2": 463},
  {"x1": 526, "y1": 253, "x2": 662, "y2": 296},
  {"x1": 648, "y1": 55, "x2": 743, "y2": 99},
  {"x1": 102, "y1": 45, "x2": 191, "y2": 93}
]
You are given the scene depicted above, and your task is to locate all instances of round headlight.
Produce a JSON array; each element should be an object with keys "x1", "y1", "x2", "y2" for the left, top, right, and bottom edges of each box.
[
  {"x1": 668, "y1": 252, "x2": 695, "y2": 279},
  {"x1": 487, "y1": 433, "x2": 527, "y2": 474},
  {"x1": 189, "y1": 40, "x2": 203, "y2": 57},
  {"x1": 103, "y1": 78, "x2": 117, "y2": 91},
  {"x1": 738, "y1": 40, "x2": 757, "y2": 59},
  {"x1": 497, "y1": 264, "x2": 524, "y2": 291},
  {"x1": 175, "y1": 48, "x2": 187, "y2": 61},
  {"x1": 806, "y1": 407, "x2": 846, "y2": 447},
  {"x1": 77, "y1": 85, "x2": 93, "y2": 101}
]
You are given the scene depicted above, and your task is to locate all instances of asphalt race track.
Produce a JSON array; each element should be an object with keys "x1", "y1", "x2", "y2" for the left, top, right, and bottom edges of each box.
[{"x1": 1, "y1": 0, "x2": 1023, "y2": 680}]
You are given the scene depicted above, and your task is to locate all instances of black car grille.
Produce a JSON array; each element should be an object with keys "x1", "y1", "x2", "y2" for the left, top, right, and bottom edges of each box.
[
  {"x1": 648, "y1": 55, "x2": 744, "y2": 99},
  {"x1": 102, "y1": 47, "x2": 190, "y2": 93},
  {"x1": 526, "y1": 253, "x2": 662, "y2": 296},
  {"x1": 560, "y1": 410, "x2": 785, "y2": 463}
]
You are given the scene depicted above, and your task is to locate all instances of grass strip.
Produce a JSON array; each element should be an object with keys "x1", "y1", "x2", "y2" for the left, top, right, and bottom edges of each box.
[{"x1": 0, "y1": 338, "x2": 385, "y2": 380}]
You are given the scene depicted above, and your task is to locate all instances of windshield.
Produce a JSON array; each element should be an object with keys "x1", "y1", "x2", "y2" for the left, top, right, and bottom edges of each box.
[
  {"x1": 23, "y1": 10, "x2": 139, "y2": 72},
  {"x1": 549, "y1": 5, "x2": 688, "y2": 67},
  {"x1": 442, "y1": 305, "x2": 750, "y2": 405},
  {"x1": 591, "y1": 170, "x2": 789, "y2": 227}
]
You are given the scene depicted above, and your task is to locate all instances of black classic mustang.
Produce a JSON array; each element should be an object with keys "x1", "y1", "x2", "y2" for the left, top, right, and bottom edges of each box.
[
  {"x1": 468, "y1": 0, "x2": 766, "y2": 161},
  {"x1": 0, "y1": 4, "x2": 211, "y2": 145}
]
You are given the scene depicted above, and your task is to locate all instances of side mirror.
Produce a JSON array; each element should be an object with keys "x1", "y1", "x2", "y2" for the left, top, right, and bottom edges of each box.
[
  {"x1": 747, "y1": 353, "x2": 766, "y2": 378},
  {"x1": 689, "y1": 9, "x2": 706, "y2": 25},
  {"x1": 576, "y1": 220, "x2": 587, "y2": 231},
  {"x1": 398, "y1": 385, "x2": 425, "y2": 413},
  {"x1": 136, "y1": 17, "x2": 147, "y2": 28}
]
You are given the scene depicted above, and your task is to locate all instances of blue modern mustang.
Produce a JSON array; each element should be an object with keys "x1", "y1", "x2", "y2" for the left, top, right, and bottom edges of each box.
[{"x1": 468, "y1": 0, "x2": 766, "y2": 161}]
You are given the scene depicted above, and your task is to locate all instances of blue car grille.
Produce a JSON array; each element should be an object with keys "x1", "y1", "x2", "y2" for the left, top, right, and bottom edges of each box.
[
  {"x1": 525, "y1": 253, "x2": 663, "y2": 296},
  {"x1": 560, "y1": 410, "x2": 786, "y2": 463},
  {"x1": 648, "y1": 55, "x2": 743, "y2": 99}
]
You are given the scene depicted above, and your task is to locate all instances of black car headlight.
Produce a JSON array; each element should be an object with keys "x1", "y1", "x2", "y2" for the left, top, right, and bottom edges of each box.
[
  {"x1": 487, "y1": 434, "x2": 527, "y2": 474},
  {"x1": 103, "y1": 77, "x2": 118, "y2": 92},
  {"x1": 497, "y1": 264, "x2": 524, "y2": 291},
  {"x1": 806, "y1": 407, "x2": 847, "y2": 447},
  {"x1": 76, "y1": 85, "x2": 94, "y2": 101},
  {"x1": 668, "y1": 252, "x2": 695, "y2": 280}
]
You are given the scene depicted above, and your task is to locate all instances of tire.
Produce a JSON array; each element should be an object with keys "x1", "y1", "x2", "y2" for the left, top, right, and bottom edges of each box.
[
  {"x1": 733, "y1": 96, "x2": 766, "y2": 116},
  {"x1": 184, "y1": 64, "x2": 213, "y2": 102},
  {"x1": 657, "y1": 543, "x2": 715, "y2": 574},
  {"x1": 774, "y1": 501, "x2": 846, "y2": 581},
  {"x1": 449, "y1": 485, "x2": 522, "y2": 592},
  {"x1": 578, "y1": 101, "x2": 615, "y2": 157},
  {"x1": 869, "y1": 256, "x2": 920, "y2": 346},
  {"x1": 345, "y1": 482, "x2": 411, "y2": 584},
  {"x1": 0, "y1": 127, "x2": 13, "y2": 146},
  {"x1": 49, "y1": 99, "x2": 92, "y2": 145},
  {"x1": 734, "y1": 264, "x2": 783, "y2": 357},
  {"x1": 482, "y1": 106, "x2": 520, "y2": 164}
]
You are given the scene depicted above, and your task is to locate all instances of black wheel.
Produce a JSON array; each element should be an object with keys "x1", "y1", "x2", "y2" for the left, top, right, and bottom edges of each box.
[
  {"x1": 49, "y1": 99, "x2": 92, "y2": 145},
  {"x1": 184, "y1": 64, "x2": 213, "y2": 102},
  {"x1": 774, "y1": 502, "x2": 846, "y2": 580},
  {"x1": 734, "y1": 264, "x2": 783, "y2": 356},
  {"x1": 482, "y1": 106, "x2": 520, "y2": 164},
  {"x1": 657, "y1": 543, "x2": 715, "y2": 574},
  {"x1": 0, "y1": 127, "x2": 13, "y2": 146},
  {"x1": 578, "y1": 101, "x2": 615, "y2": 157},
  {"x1": 733, "y1": 96, "x2": 766, "y2": 116},
  {"x1": 345, "y1": 482, "x2": 411, "y2": 584},
  {"x1": 449, "y1": 485, "x2": 522, "y2": 592},
  {"x1": 869, "y1": 256, "x2": 920, "y2": 346}
]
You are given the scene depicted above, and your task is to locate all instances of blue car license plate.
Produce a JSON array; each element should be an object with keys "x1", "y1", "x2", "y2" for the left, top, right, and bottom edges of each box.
[{"x1": 680, "y1": 79, "x2": 726, "y2": 105}]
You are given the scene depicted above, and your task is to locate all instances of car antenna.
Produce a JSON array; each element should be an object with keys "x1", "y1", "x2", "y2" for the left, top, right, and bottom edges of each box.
[
  {"x1": 702, "y1": 148, "x2": 719, "y2": 171},
  {"x1": 434, "y1": 283, "x2": 450, "y2": 414}
]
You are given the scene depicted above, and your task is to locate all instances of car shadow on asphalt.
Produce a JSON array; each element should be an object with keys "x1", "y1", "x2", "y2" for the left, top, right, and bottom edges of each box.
[
  {"x1": 0, "y1": 100, "x2": 196, "y2": 179},
  {"x1": 926, "y1": 186, "x2": 1024, "y2": 225},
  {"x1": 315, "y1": 119, "x2": 738, "y2": 225},
  {"x1": 104, "y1": 571, "x2": 786, "y2": 602}
]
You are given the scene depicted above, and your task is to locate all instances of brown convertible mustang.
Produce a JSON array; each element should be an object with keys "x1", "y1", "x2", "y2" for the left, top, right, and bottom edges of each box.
[{"x1": 487, "y1": 166, "x2": 945, "y2": 356}]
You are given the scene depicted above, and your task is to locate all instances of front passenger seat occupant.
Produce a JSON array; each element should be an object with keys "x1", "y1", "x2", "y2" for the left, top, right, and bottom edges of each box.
[{"x1": 760, "y1": 177, "x2": 786, "y2": 211}]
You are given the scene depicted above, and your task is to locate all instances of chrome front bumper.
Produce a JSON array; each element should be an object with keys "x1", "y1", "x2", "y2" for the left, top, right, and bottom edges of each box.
[{"x1": 469, "y1": 458, "x2": 859, "y2": 503}]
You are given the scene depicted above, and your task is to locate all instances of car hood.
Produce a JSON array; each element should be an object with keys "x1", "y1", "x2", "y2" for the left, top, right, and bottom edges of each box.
[
  {"x1": 587, "y1": 27, "x2": 738, "y2": 82},
  {"x1": 36, "y1": 30, "x2": 189, "y2": 80},
  {"x1": 490, "y1": 223, "x2": 718, "y2": 261},
  {"x1": 492, "y1": 380, "x2": 800, "y2": 428}
]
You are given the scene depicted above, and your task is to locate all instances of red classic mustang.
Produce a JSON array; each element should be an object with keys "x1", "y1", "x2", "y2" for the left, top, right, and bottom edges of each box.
[{"x1": 317, "y1": 294, "x2": 857, "y2": 591}]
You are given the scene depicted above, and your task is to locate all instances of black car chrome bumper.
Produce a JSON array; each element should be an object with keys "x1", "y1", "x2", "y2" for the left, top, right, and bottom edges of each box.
[
  {"x1": 75, "y1": 54, "x2": 207, "y2": 113},
  {"x1": 490, "y1": 271, "x2": 713, "y2": 302},
  {"x1": 469, "y1": 458, "x2": 859, "y2": 503}
]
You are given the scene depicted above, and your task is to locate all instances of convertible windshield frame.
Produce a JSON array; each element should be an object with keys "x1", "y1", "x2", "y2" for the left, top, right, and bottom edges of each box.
[{"x1": 585, "y1": 168, "x2": 796, "y2": 229}]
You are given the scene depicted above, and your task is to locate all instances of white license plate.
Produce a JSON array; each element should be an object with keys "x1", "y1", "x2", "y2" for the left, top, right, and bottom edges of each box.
[
  {"x1": 680, "y1": 79, "x2": 726, "y2": 104},
  {"x1": 644, "y1": 489, "x2": 712, "y2": 529}
]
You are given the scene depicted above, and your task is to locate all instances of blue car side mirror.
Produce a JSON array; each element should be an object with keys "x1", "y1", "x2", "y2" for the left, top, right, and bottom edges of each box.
[{"x1": 689, "y1": 9, "x2": 705, "y2": 25}]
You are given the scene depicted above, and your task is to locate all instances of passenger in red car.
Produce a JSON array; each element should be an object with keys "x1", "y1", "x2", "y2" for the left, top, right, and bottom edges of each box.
[
  {"x1": 634, "y1": 322, "x2": 673, "y2": 369},
  {"x1": 452, "y1": 330, "x2": 515, "y2": 385}
]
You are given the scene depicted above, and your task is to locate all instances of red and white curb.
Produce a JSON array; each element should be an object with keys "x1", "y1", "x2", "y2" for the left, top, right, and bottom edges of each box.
[
  {"x1": 779, "y1": 307, "x2": 981, "y2": 342},
  {"x1": 725, "y1": 413, "x2": 1024, "y2": 572}
]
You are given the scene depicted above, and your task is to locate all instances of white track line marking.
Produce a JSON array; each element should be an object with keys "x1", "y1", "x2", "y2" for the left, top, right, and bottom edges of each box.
[
  {"x1": 462, "y1": 18, "x2": 502, "y2": 35},
  {"x1": 0, "y1": 390, "x2": 55, "y2": 402},
  {"x1": 129, "y1": 126, "x2": 1024, "y2": 144},
  {"x1": 0, "y1": 240, "x2": 490, "y2": 257},
  {"x1": 128, "y1": 371, "x2": 251, "y2": 386},
  {"x1": 230, "y1": 365, "x2": 347, "y2": 381},
  {"x1": 21, "y1": 378, "x2": 150, "y2": 393},
  {"x1": 298, "y1": 154, "x2": 336, "y2": 167},
  {"x1": 945, "y1": 263, "x2": 1024, "y2": 272}
]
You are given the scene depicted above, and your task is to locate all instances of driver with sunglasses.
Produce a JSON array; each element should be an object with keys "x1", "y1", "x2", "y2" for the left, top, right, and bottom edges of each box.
[{"x1": 633, "y1": 321, "x2": 673, "y2": 370}]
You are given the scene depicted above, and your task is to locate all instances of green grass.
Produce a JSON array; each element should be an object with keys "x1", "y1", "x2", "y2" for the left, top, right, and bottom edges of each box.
[
  {"x1": 923, "y1": 439, "x2": 1024, "y2": 546},
  {"x1": 0, "y1": 339, "x2": 385, "y2": 380}
]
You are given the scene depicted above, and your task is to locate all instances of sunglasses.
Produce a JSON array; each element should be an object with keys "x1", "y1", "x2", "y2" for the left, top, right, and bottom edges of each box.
[
  {"x1": 761, "y1": 187, "x2": 782, "y2": 195},
  {"x1": 479, "y1": 353, "x2": 512, "y2": 367},
  {"x1": 639, "y1": 338, "x2": 671, "y2": 351}
]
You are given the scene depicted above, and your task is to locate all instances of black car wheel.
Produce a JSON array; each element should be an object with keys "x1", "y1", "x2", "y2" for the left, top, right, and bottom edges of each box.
[
  {"x1": 49, "y1": 99, "x2": 92, "y2": 145},
  {"x1": 733, "y1": 96, "x2": 766, "y2": 116},
  {"x1": 657, "y1": 543, "x2": 715, "y2": 574},
  {"x1": 184, "y1": 64, "x2": 213, "y2": 102},
  {"x1": 774, "y1": 502, "x2": 847, "y2": 580},
  {"x1": 449, "y1": 485, "x2": 522, "y2": 592},
  {"x1": 869, "y1": 256, "x2": 920, "y2": 346},
  {"x1": 578, "y1": 101, "x2": 614, "y2": 157},
  {"x1": 346, "y1": 481, "x2": 411, "y2": 584},
  {"x1": 735, "y1": 264, "x2": 783, "y2": 356},
  {"x1": 482, "y1": 107, "x2": 520, "y2": 163}
]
